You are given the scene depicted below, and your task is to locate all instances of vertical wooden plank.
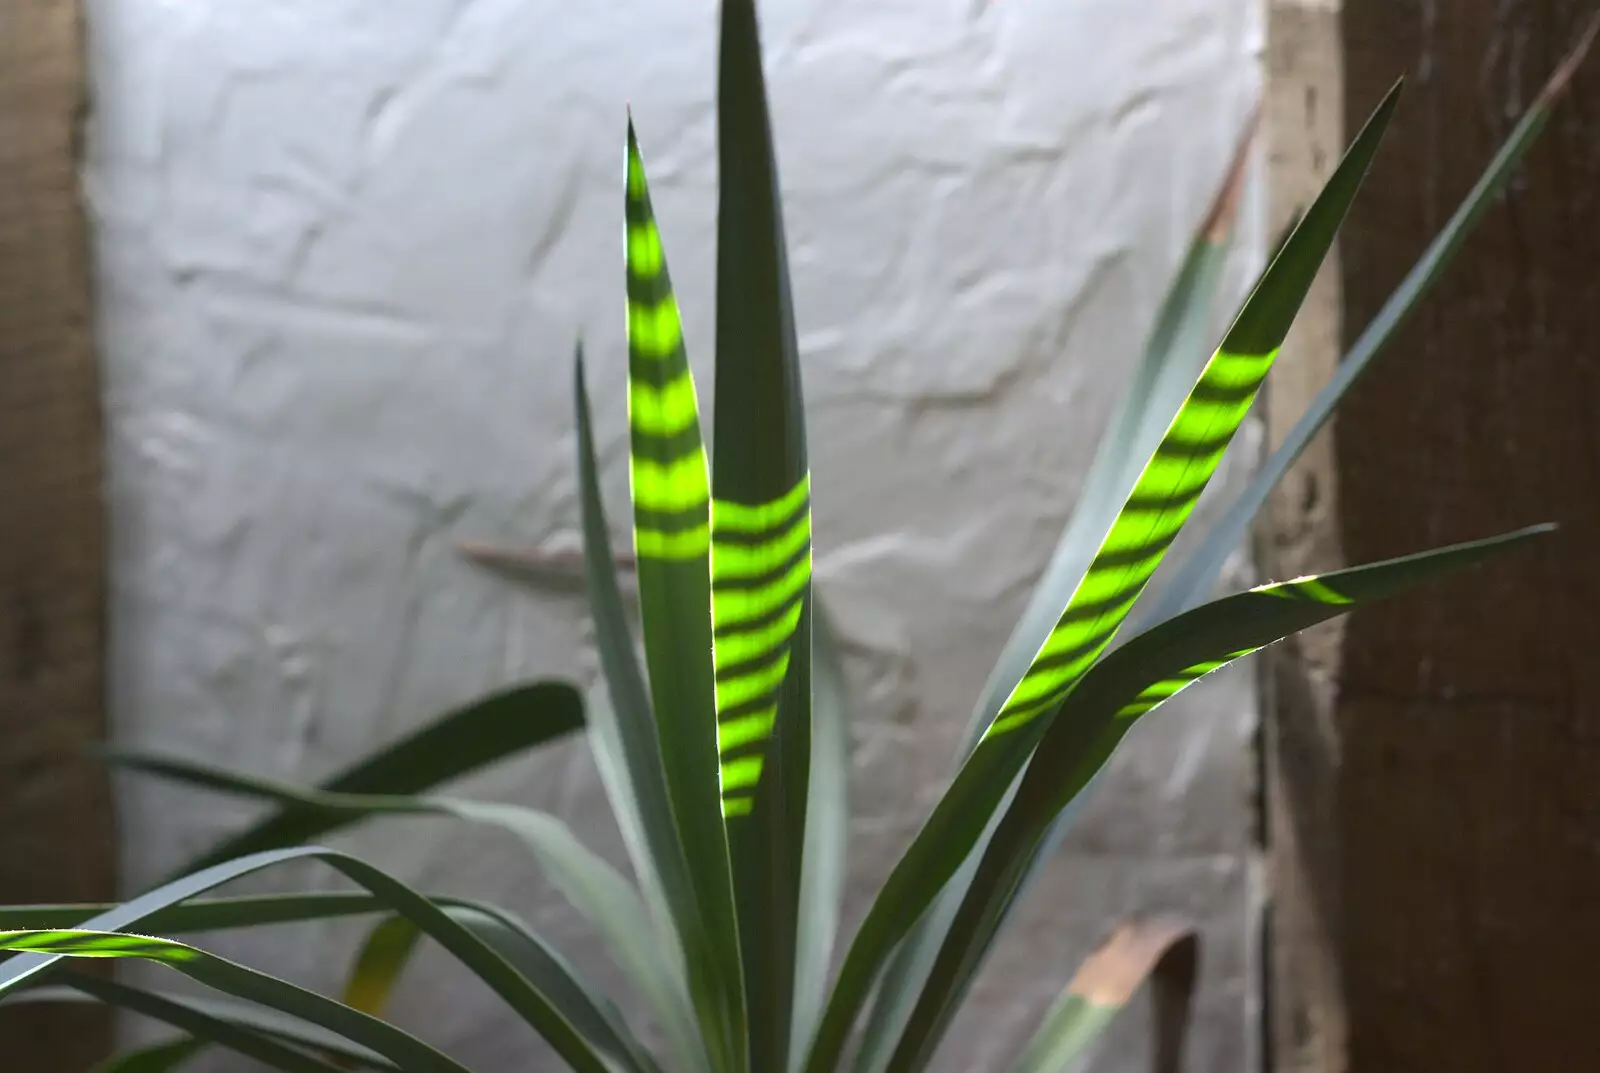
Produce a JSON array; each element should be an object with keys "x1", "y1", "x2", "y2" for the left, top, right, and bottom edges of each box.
[
  {"x1": 1337, "y1": 2, "x2": 1600, "y2": 1072},
  {"x1": 1261, "y1": 3, "x2": 1350, "y2": 1072},
  {"x1": 0, "y1": 0, "x2": 116, "y2": 1069}
]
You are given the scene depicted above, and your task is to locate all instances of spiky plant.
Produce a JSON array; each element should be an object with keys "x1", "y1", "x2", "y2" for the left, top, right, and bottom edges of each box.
[{"x1": 3, "y1": 4, "x2": 1592, "y2": 1073}]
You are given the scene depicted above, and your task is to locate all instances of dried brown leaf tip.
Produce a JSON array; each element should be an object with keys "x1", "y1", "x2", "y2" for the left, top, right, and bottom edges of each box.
[
  {"x1": 1539, "y1": 9, "x2": 1600, "y2": 106},
  {"x1": 1201, "y1": 105, "x2": 1260, "y2": 244},
  {"x1": 1066, "y1": 915, "x2": 1197, "y2": 1007}
]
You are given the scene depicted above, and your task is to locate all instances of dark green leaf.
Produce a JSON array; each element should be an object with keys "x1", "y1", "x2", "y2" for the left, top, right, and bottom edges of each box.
[
  {"x1": 711, "y1": 4, "x2": 814, "y2": 1071},
  {"x1": 160, "y1": 681, "x2": 585, "y2": 880}
]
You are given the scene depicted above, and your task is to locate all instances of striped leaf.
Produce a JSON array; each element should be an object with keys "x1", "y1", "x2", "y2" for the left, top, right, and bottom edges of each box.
[
  {"x1": 856, "y1": 116, "x2": 1255, "y2": 1073},
  {"x1": 624, "y1": 120, "x2": 746, "y2": 1073},
  {"x1": 162, "y1": 681, "x2": 584, "y2": 880},
  {"x1": 0, "y1": 847, "x2": 616, "y2": 1073},
  {"x1": 803, "y1": 82, "x2": 1402, "y2": 1073},
  {"x1": 1137, "y1": 14, "x2": 1598, "y2": 628},
  {"x1": 711, "y1": 2, "x2": 815, "y2": 1070},
  {"x1": 0, "y1": 930, "x2": 471, "y2": 1073},
  {"x1": 104, "y1": 748, "x2": 696, "y2": 1073},
  {"x1": 1011, "y1": 919, "x2": 1198, "y2": 1073},
  {"x1": 884, "y1": 526, "x2": 1550, "y2": 1071}
]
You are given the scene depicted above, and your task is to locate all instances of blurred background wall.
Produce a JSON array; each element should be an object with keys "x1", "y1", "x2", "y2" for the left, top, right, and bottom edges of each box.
[{"x1": 85, "y1": 1, "x2": 1266, "y2": 1069}]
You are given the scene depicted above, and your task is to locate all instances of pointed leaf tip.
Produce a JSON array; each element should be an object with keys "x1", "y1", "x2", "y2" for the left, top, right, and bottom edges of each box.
[
  {"x1": 1201, "y1": 106, "x2": 1260, "y2": 242},
  {"x1": 1542, "y1": 10, "x2": 1600, "y2": 104}
]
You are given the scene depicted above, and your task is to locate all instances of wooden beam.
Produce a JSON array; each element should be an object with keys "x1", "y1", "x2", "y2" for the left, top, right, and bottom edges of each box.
[
  {"x1": 1334, "y1": 3, "x2": 1600, "y2": 1071},
  {"x1": 0, "y1": 0, "x2": 116, "y2": 1068}
]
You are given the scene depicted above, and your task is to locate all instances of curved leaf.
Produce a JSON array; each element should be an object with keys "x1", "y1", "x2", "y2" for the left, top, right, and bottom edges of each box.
[
  {"x1": 886, "y1": 526, "x2": 1550, "y2": 1070},
  {"x1": 15, "y1": 976, "x2": 398, "y2": 1070},
  {"x1": 103, "y1": 749, "x2": 698, "y2": 1073},
  {"x1": 0, "y1": 847, "x2": 618, "y2": 1073},
  {"x1": 0, "y1": 930, "x2": 470, "y2": 1073},
  {"x1": 161, "y1": 681, "x2": 585, "y2": 879}
]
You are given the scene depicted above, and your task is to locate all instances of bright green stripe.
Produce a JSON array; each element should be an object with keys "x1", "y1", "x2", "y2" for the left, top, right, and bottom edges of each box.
[
  {"x1": 718, "y1": 709, "x2": 777, "y2": 755},
  {"x1": 722, "y1": 797, "x2": 753, "y2": 818},
  {"x1": 711, "y1": 521, "x2": 811, "y2": 580},
  {"x1": 635, "y1": 525, "x2": 711, "y2": 560},
  {"x1": 626, "y1": 145, "x2": 647, "y2": 198},
  {"x1": 714, "y1": 596, "x2": 805, "y2": 666},
  {"x1": 627, "y1": 222, "x2": 664, "y2": 277},
  {"x1": 627, "y1": 297, "x2": 684, "y2": 359},
  {"x1": 630, "y1": 453, "x2": 709, "y2": 513},
  {"x1": 713, "y1": 554, "x2": 811, "y2": 629},
  {"x1": 716, "y1": 644, "x2": 797, "y2": 714},
  {"x1": 1286, "y1": 577, "x2": 1353, "y2": 604},
  {"x1": 721, "y1": 755, "x2": 764, "y2": 793},
  {"x1": 630, "y1": 375, "x2": 699, "y2": 438},
  {"x1": 712, "y1": 475, "x2": 811, "y2": 533}
]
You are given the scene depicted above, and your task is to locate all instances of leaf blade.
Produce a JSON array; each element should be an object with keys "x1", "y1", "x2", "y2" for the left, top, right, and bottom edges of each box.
[{"x1": 625, "y1": 118, "x2": 746, "y2": 1073}]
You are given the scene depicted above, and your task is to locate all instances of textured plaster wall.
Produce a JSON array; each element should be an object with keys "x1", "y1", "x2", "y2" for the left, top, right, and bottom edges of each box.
[{"x1": 86, "y1": 1, "x2": 1265, "y2": 1070}]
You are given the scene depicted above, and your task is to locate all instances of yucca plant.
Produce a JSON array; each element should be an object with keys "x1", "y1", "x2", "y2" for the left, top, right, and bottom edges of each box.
[{"x1": 3, "y1": 3, "x2": 1593, "y2": 1072}]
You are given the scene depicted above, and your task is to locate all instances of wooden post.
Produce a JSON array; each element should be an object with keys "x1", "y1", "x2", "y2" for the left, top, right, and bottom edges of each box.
[
  {"x1": 0, "y1": 0, "x2": 116, "y2": 1068},
  {"x1": 1267, "y1": 2, "x2": 1600, "y2": 1071},
  {"x1": 1333, "y1": 3, "x2": 1600, "y2": 1071}
]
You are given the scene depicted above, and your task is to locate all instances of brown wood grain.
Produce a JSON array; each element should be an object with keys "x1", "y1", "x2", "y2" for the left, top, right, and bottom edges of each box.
[
  {"x1": 1337, "y1": 3, "x2": 1600, "y2": 1071},
  {"x1": 0, "y1": 0, "x2": 116, "y2": 1069}
]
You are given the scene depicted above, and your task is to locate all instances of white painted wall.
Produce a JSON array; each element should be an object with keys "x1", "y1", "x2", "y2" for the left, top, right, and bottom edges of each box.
[{"x1": 86, "y1": 1, "x2": 1264, "y2": 1070}]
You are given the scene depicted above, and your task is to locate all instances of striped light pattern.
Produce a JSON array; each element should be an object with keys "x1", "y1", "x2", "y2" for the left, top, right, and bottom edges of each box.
[
  {"x1": 985, "y1": 346, "x2": 1280, "y2": 740},
  {"x1": 1114, "y1": 574, "x2": 1358, "y2": 723},
  {"x1": 711, "y1": 474, "x2": 812, "y2": 817},
  {"x1": 625, "y1": 130, "x2": 711, "y2": 565}
]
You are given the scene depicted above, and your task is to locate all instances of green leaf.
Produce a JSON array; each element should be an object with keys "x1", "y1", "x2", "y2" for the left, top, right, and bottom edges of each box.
[
  {"x1": 624, "y1": 117, "x2": 745, "y2": 1073},
  {"x1": 0, "y1": 847, "x2": 617, "y2": 1073},
  {"x1": 161, "y1": 681, "x2": 585, "y2": 880},
  {"x1": 90, "y1": 1038, "x2": 210, "y2": 1073},
  {"x1": 28, "y1": 973, "x2": 359, "y2": 1073},
  {"x1": 16, "y1": 975, "x2": 399, "y2": 1070},
  {"x1": 103, "y1": 748, "x2": 700, "y2": 1073},
  {"x1": 791, "y1": 599, "x2": 850, "y2": 1071},
  {"x1": 886, "y1": 526, "x2": 1550, "y2": 1070},
  {"x1": 1139, "y1": 18, "x2": 1598, "y2": 628},
  {"x1": 857, "y1": 117, "x2": 1255, "y2": 1073},
  {"x1": 1010, "y1": 919, "x2": 1198, "y2": 1073},
  {"x1": 341, "y1": 916, "x2": 421, "y2": 1019},
  {"x1": 805, "y1": 83, "x2": 1403, "y2": 1073},
  {"x1": 711, "y1": 3, "x2": 815, "y2": 1071},
  {"x1": 0, "y1": 930, "x2": 471, "y2": 1073},
  {"x1": 0, "y1": 893, "x2": 393, "y2": 932},
  {"x1": 574, "y1": 346, "x2": 698, "y2": 957}
]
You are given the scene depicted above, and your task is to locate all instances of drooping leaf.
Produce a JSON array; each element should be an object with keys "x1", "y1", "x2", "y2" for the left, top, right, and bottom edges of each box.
[
  {"x1": 886, "y1": 526, "x2": 1550, "y2": 1070},
  {"x1": 804, "y1": 83, "x2": 1404, "y2": 1073},
  {"x1": 1138, "y1": 17, "x2": 1598, "y2": 628},
  {"x1": 711, "y1": 3, "x2": 815, "y2": 1070},
  {"x1": 0, "y1": 930, "x2": 471, "y2": 1073},
  {"x1": 859, "y1": 116, "x2": 1256, "y2": 1073},
  {"x1": 0, "y1": 847, "x2": 618, "y2": 1073},
  {"x1": 104, "y1": 748, "x2": 699, "y2": 1073},
  {"x1": 624, "y1": 118, "x2": 746, "y2": 1073},
  {"x1": 161, "y1": 681, "x2": 585, "y2": 879},
  {"x1": 90, "y1": 1038, "x2": 210, "y2": 1073},
  {"x1": 1010, "y1": 919, "x2": 1198, "y2": 1073}
]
